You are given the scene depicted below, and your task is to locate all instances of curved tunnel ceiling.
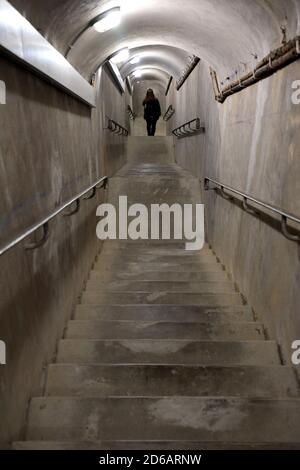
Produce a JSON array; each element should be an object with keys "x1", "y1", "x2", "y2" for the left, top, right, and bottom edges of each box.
[
  {"x1": 10, "y1": 0, "x2": 300, "y2": 83},
  {"x1": 119, "y1": 46, "x2": 191, "y2": 82},
  {"x1": 129, "y1": 68, "x2": 170, "y2": 88}
]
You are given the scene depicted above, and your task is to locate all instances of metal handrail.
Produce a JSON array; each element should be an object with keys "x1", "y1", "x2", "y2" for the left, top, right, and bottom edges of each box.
[
  {"x1": 107, "y1": 118, "x2": 129, "y2": 136},
  {"x1": 172, "y1": 118, "x2": 205, "y2": 138},
  {"x1": 0, "y1": 176, "x2": 108, "y2": 256},
  {"x1": 127, "y1": 106, "x2": 135, "y2": 121},
  {"x1": 204, "y1": 177, "x2": 300, "y2": 242},
  {"x1": 163, "y1": 105, "x2": 175, "y2": 121}
]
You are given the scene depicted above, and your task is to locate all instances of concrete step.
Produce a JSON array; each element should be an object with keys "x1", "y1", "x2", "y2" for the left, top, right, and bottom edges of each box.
[
  {"x1": 93, "y1": 263, "x2": 225, "y2": 273},
  {"x1": 96, "y1": 255, "x2": 219, "y2": 266},
  {"x1": 80, "y1": 292, "x2": 243, "y2": 306},
  {"x1": 65, "y1": 320, "x2": 264, "y2": 341},
  {"x1": 126, "y1": 136, "x2": 175, "y2": 164},
  {"x1": 89, "y1": 270, "x2": 229, "y2": 282},
  {"x1": 103, "y1": 238, "x2": 204, "y2": 244},
  {"x1": 116, "y1": 172, "x2": 194, "y2": 180},
  {"x1": 85, "y1": 281, "x2": 236, "y2": 294},
  {"x1": 107, "y1": 197, "x2": 203, "y2": 209},
  {"x1": 97, "y1": 240, "x2": 194, "y2": 249},
  {"x1": 46, "y1": 364, "x2": 298, "y2": 398},
  {"x1": 101, "y1": 246, "x2": 211, "y2": 253},
  {"x1": 117, "y1": 164, "x2": 183, "y2": 172},
  {"x1": 111, "y1": 172, "x2": 198, "y2": 185},
  {"x1": 57, "y1": 340, "x2": 280, "y2": 365},
  {"x1": 26, "y1": 397, "x2": 300, "y2": 442},
  {"x1": 109, "y1": 196, "x2": 202, "y2": 207},
  {"x1": 13, "y1": 441, "x2": 300, "y2": 450},
  {"x1": 74, "y1": 305, "x2": 254, "y2": 322},
  {"x1": 93, "y1": 258, "x2": 224, "y2": 273},
  {"x1": 111, "y1": 199, "x2": 204, "y2": 208},
  {"x1": 100, "y1": 247, "x2": 212, "y2": 256},
  {"x1": 100, "y1": 242, "x2": 210, "y2": 252},
  {"x1": 99, "y1": 248, "x2": 213, "y2": 257},
  {"x1": 119, "y1": 167, "x2": 181, "y2": 174}
]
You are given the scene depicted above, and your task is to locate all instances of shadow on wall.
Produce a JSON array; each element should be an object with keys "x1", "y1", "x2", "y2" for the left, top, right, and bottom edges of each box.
[{"x1": 132, "y1": 80, "x2": 167, "y2": 136}]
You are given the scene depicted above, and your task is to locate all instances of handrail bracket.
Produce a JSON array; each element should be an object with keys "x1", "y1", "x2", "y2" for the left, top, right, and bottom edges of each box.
[
  {"x1": 83, "y1": 187, "x2": 97, "y2": 200},
  {"x1": 63, "y1": 198, "x2": 80, "y2": 216},
  {"x1": 25, "y1": 223, "x2": 49, "y2": 250},
  {"x1": 281, "y1": 215, "x2": 300, "y2": 242},
  {"x1": 243, "y1": 197, "x2": 258, "y2": 215},
  {"x1": 204, "y1": 176, "x2": 300, "y2": 244}
]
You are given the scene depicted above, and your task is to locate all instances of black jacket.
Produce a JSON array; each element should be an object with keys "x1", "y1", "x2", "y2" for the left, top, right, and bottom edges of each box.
[{"x1": 143, "y1": 98, "x2": 161, "y2": 121}]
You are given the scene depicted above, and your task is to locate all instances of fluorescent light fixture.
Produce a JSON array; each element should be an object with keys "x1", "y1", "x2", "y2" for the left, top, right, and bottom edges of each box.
[
  {"x1": 111, "y1": 48, "x2": 130, "y2": 64},
  {"x1": 130, "y1": 56, "x2": 140, "y2": 65},
  {"x1": 93, "y1": 7, "x2": 121, "y2": 33},
  {"x1": 133, "y1": 69, "x2": 142, "y2": 78}
]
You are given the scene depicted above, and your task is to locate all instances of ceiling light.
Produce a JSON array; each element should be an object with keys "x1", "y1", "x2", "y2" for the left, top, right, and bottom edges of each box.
[
  {"x1": 93, "y1": 7, "x2": 121, "y2": 33},
  {"x1": 111, "y1": 48, "x2": 130, "y2": 64},
  {"x1": 133, "y1": 69, "x2": 142, "y2": 78},
  {"x1": 130, "y1": 56, "x2": 140, "y2": 65}
]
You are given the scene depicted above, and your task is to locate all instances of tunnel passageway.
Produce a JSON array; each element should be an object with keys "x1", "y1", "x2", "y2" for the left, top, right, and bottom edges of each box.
[
  {"x1": 14, "y1": 137, "x2": 300, "y2": 449},
  {"x1": 0, "y1": 0, "x2": 300, "y2": 450}
]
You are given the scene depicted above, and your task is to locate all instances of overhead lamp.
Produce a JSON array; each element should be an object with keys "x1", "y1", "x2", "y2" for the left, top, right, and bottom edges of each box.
[
  {"x1": 66, "y1": 7, "x2": 122, "y2": 58},
  {"x1": 130, "y1": 56, "x2": 140, "y2": 65},
  {"x1": 111, "y1": 48, "x2": 130, "y2": 64},
  {"x1": 91, "y1": 7, "x2": 121, "y2": 33},
  {"x1": 133, "y1": 69, "x2": 142, "y2": 78}
]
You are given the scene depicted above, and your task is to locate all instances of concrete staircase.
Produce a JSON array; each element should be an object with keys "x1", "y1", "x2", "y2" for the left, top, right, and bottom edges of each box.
[{"x1": 15, "y1": 137, "x2": 300, "y2": 449}]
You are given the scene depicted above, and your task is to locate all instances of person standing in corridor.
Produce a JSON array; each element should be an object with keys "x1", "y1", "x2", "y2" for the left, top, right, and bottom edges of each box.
[{"x1": 143, "y1": 89, "x2": 161, "y2": 136}]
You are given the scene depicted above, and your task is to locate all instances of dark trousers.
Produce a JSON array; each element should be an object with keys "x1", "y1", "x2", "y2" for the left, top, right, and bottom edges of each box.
[{"x1": 146, "y1": 118, "x2": 157, "y2": 136}]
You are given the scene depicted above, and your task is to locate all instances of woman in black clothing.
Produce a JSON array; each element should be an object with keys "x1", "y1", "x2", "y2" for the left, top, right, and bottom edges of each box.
[{"x1": 143, "y1": 89, "x2": 161, "y2": 136}]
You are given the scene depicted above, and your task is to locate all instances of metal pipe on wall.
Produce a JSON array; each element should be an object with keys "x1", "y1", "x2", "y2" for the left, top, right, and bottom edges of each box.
[
  {"x1": 211, "y1": 36, "x2": 300, "y2": 103},
  {"x1": 176, "y1": 56, "x2": 200, "y2": 91}
]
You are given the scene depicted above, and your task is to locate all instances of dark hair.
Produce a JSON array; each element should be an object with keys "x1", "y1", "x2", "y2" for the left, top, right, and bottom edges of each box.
[{"x1": 144, "y1": 88, "x2": 156, "y2": 103}]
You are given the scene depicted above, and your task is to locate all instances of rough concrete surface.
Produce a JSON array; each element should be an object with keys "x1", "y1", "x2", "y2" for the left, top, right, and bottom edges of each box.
[
  {"x1": 0, "y1": 56, "x2": 129, "y2": 445},
  {"x1": 166, "y1": 59, "x2": 300, "y2": 364}
]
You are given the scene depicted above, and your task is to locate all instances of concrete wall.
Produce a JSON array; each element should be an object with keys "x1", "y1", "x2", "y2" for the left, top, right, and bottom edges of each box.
[
  {"x1": 0, "y1": 55, "x2": 128, "y2": 446},
  {"x1": 166, "y1": 61, "x2": 300, "y2": 363}
]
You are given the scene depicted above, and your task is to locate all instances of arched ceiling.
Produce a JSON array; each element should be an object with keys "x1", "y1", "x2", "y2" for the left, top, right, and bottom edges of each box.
[
  {"x1": 10, "y1": 0, "x2": 300, "y2": 83},
  {"x1": 119, "y1": 46, "x2": 191, "y2": 82},
  {"x1": 129, "y1": 68, "x2": 170, "y2": 88}
]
